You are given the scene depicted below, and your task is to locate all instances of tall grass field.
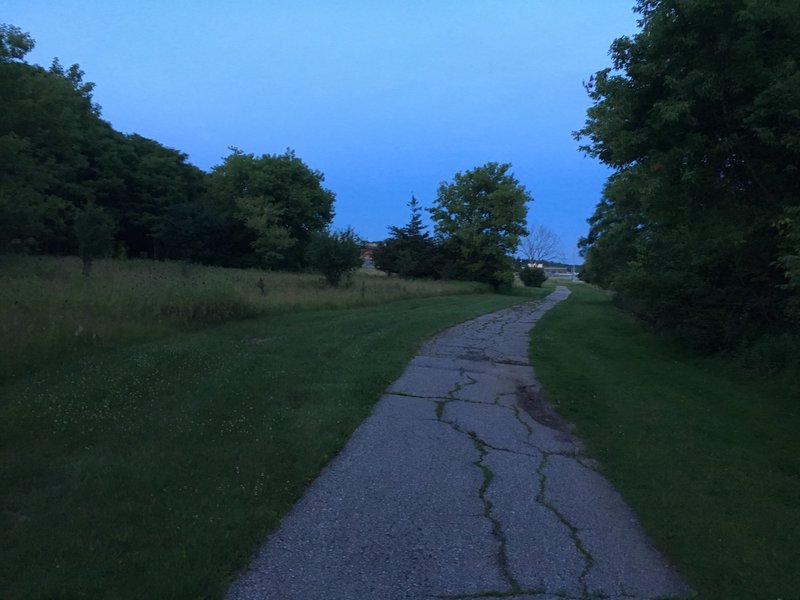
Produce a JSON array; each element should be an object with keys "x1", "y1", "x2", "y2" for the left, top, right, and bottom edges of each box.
[{"x1": 0, "y1": 255, "x2": 487, "y2": 382}]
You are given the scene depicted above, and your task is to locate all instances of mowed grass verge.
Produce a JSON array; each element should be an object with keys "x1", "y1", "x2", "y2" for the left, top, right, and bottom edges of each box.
[
  {"x1": 0, "y1": 254, "x2": 488, "y2": 382},
  {"x1": 529, "y1": 284, "x2": 799, "y2": 600},
  {"x1": 0, "y1": 287, "x2": 550, "y2": 599}
]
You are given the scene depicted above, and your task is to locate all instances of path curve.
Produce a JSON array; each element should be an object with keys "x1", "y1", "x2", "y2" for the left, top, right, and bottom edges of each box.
[{"x1": 227, "y1": 287, "x2": 688, "y2": 600}]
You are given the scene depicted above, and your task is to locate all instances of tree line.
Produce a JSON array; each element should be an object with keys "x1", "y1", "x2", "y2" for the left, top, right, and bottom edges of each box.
[
  {"x1": 372, "y1": 162, "x2": 532, "y2": 290},
  {"x1": 2, "y1": 23, "x2": 539, "y2": 290},
  {"x1": 577, "y1": 0, "x2": 800, "y2": 356},
  {"x1": 1, "y1": 24, "x2": 338, "y2": 273}
]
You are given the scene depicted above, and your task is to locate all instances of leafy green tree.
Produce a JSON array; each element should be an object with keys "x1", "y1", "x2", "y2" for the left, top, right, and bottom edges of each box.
[
  {"x1": 208, "y1": 149, "x2": 334, "y2": 269},
  {"x1": 305, "y1": 227, "x2": 363, "y2": 286},
  {"x1": 577, "y1": 171, "x2": 644, "y2": 289},
  {"x1": 0, "y1": 23, "x2": 342, "y2": 273},
  {"x1": 1, "y1": 53, "x2": 89, "y2": 251},
  {"x1": 373, "y1": 195, "x2": 440, "y2": 278},
  {"x1": 576, "y1": 0, "x2": 800, "y2": 350},
  {"x1": 0, "y1": 24, "x2": 128, "y2": 254},
  {"x1": 429, "y1": 162, "x2": 530, "y2": 290},
  {"x1": 151, "y1": 199, "x2": 221, "y2": 263},
  {"x1": 0, "y1": 24, "x2": 211, "y2": 260},
  {"x1": 0, "y1": 132, "x2": 71, "y2": 252},
  {"x1": 75, "y1": 203, "x2": 115, "y2": 276},
  {"x1": 0, "y1": 24, "x2": 34, "y2": 63},
  {"x1": 111, "y1": 134, "x2": 207, "y2": 259}
]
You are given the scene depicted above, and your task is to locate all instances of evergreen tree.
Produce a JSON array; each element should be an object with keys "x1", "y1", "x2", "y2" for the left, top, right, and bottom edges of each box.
[{"x1": 373, "y1": 196, "x2": 439, "y2": 278}]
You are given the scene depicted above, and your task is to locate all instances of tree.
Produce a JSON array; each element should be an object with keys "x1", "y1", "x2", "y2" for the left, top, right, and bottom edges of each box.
[
  {"x1": 0, "y1": 24, "x2": 213, "y2": 262},
  {"x1": 0, "y1": 24, "x2": 130, "y2": 254},
  {"x1": 151, "y1": 199, "x2": 221, "y2": 264},
  {"x1": 577, "y1": 171, "x2": 644, "y2": 289},
  {"x1": 0, "y1": 24, "x2": 34, "y2": 63},
  {"x1": 373, "y1": 195, "x2": 440, "y2": 278},
  {"x1": 576, "y1": 0, "x2": 800, "y2": 350},
  {"x1": 305, "y1": 228, "x2": 363, "y2": 286},
  {"x1": 0, "y1": 24, "x2": 352, "y2": 274},
  {"x1": 520, "y1": 224, "x2": 562, "y2": 265},
  {"x1": 429, "y1": 162, "x2": 530, "y2": 290},
  {"x1": 208, "y1": 149, "x2": 335, "y2": 269},
  {"x1": 74, "y1": 203, "x2": 115, "y2": 276},
  {"x1": 115, "y1": 134, "x2": 208, "y2": 259}
]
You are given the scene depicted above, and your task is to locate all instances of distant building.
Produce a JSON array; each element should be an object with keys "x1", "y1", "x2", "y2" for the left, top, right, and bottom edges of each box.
[
  {"x1": 544, "y1": 266, "x2": 578, "y2": 280},
  {"x1": 360, "y1": 242, "x2": 379, "y2": 265}
]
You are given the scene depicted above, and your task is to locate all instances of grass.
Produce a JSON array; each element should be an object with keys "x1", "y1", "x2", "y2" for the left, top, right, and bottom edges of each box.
[
  {"x1": 0, "y1": 285, "x2": 550, "y2": 599},
  {"x1": 0, "y1": 254, "x2": 488, "y2": 382},
  {"x1": 529, "y1": 284, "x2": 800, "y2": 600}
]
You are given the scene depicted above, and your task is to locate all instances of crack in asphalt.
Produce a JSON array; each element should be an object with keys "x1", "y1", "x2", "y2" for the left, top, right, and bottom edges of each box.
[
  {"x1": 389, "y1": 391, "x2": 453, "y2": 401},
  {"x1": 510, "y1": 402, "x2": 534, "y2": 436},
  {"x1": 535, "y1": 453, "x2": 594, "y2": 599},
  {"x1": 437, "y1": 587, "x2": 546, "y2": 599},
  {"x1": 438, "y1": 403, "x2": 594, "y2": 600},
  {"x1": 428, "y1": 418, "x2": 542, "y2": 460},
  {"x1": 471, "y1": 435, "x2": 521, "y2": 593},
  {"x1": 431, "y1": 295, "x2": 601, "y2": 600},
  {"x1": 430, "y1": 373, "x2": 522, "y2": 594},
  {"x1": 438, "y1": 594, "x2": 661, "y2": 600}
]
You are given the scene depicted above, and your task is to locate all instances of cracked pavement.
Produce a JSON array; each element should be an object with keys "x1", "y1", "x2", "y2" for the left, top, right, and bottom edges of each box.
[{"x1": 227, "y1": 287, "x2": 689, "y2": 600}]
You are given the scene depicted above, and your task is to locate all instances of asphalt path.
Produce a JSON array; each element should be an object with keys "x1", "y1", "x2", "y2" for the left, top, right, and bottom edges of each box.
[{"x1": 227, "y1": 287, "x2": 689, "y2": 600}]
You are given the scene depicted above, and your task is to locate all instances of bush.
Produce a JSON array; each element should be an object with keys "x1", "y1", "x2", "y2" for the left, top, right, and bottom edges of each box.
[
  {"x1": 305, "y1": 227, "x2": 363, "y2": 286},
  {"x1": 489, "y1": 267, "x2": 515, "y2": 291},
  {"x1": 519, "y1": 266, "x2": 547, "y2": 287}
]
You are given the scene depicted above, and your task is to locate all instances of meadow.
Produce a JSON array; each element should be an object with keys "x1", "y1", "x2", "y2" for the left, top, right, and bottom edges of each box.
[
  {"x1": 0, "y1": 254, "x2": 549, "y2": 599},
  {"x1": 530, "y1": 284, "x2": 800, "y2": 600},
  {"x1": 0, "y1": 255, "x2": 487, "y2": 382}
]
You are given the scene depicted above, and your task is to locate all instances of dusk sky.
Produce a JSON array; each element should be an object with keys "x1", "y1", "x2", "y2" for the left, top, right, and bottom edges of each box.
[{"x1": 7, "y1": 1, "x2": 640, "y2": 263}]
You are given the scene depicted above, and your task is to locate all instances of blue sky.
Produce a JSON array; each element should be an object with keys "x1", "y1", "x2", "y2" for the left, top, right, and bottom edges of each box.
[{"x1": 6, "y1": 1, "x2": 639, "y2": 263}]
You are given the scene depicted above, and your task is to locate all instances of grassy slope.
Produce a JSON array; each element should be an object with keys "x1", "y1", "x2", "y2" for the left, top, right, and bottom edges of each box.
[
  {"x1": 530, "y1": 284, "x2": 799, "y2": 600},
  {"x1": 0, "y1": 288, "x2": 549, "y2": 599}
]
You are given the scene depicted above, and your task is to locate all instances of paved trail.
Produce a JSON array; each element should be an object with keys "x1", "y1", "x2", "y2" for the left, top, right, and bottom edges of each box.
[{"x1": 227, "y1": 287, "x2": 688, "y2": 600}]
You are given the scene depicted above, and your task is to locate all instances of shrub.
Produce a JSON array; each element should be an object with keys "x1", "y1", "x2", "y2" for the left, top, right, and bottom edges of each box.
[
  {"x1": 519, "y1": 266, "x2": 547, "y2": 287},
  {"x1": 305, "y1": 227, "x2": 363, "y2": 286}
]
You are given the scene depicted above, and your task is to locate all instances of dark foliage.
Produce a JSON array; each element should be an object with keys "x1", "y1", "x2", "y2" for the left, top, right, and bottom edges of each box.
[
  {"x1": 0, "y1": 24, "x2": 335, "y2": 271},
  {"x1": 207, "y1": 149, "x2": 334, "y2": 269},
  {"x1": 373, "y1": 195, "x2": 441, "y2": 278},
  {"x1": 305, "y1": 228, "x2": 363, "y2": 286},
  {"x1": 429, "y1": 163, "x2": 530, "y2": 291},
  {"x1": 576, "y1": 0, "x2": 800, "y2": 352},
  {"x1": 74, "y1": 203, "x2": 114, "y2": 276},
  {"x1": 519, "y1": 266, "x2": 547, "y2": 288}
]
